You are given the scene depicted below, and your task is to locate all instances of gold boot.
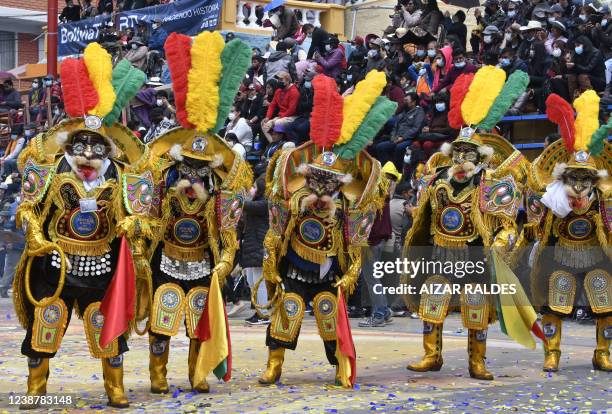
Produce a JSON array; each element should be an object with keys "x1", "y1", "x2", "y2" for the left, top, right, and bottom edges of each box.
[
  {"x1": 468, "y1": 329, "x2": 494, "y2": 380},
  {"x1": 258, "y1": 347, "x2": 285, "y2": 384},
  {"x1": 149, "y1": 336, "x2": 170, "y2": 394},
  {"x1": 188, "y1": 339, "x2": 209, "y2": 393},
  {"x1": 593, "y1": 316, "x2": 612, "y2": 372},
  {"x1": 19, "y1": 358, "x2": 49, "y2": 410},
  {"x1": 407, "y1": 322, "x2": 443, "y2": 372},
  {"x1": 102, "y1": 356, "x2": 129, "y2": 408},
  {"x1": 542, "y1": 314, "x2": 562, "y2": 372}
]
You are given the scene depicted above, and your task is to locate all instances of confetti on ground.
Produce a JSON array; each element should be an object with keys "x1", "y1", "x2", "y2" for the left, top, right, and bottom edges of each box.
[{"x1": 0, "y1": 298, "x2": 609, "y2": 413}]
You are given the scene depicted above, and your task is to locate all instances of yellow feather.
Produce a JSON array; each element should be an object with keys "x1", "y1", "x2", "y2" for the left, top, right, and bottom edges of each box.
[
  {"x1": 186, "y1": 31, "x2": 225, "y2": 132},
  {"x1": 461, "y1": 65, "x2": 506, "y2": 126},
  {"x1": 83, "y1": 42, "x2": 116, "y2": 117},
  {"x1": 338, "y1": 70, "x2": 387, "y2": 145},
  {"x1": 573, "y1": 90, "x2": 600, "y2": 152}
]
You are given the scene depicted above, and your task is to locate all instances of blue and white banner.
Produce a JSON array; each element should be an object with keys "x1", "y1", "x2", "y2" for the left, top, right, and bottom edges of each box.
[{"x1": 58, "y1": 0, "x2": 222, "y2": 56}]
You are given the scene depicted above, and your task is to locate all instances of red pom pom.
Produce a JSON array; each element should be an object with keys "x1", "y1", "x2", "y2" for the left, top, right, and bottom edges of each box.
[{"x1": 165, "y1": 33, "x2": 194, "y2": 129}]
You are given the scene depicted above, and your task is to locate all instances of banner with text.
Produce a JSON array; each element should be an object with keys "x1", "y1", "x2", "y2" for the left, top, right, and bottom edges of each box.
[{"x1": 58, "y1": 0, "x2": 222, "y2": 56}]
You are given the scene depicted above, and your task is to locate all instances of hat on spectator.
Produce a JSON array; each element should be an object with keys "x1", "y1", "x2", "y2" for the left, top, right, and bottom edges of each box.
[
  {"x1": 550, "y1": 20, "x2": 567, "y2": 33},
  {"x1": 533, "y1": 5, "x2": 550, "y2": 19},
  {"x1": 550, "y1": 3, "x2": 564, "y2": 13},
  {"x1": 351, "y1": 36, "x2": 364, "y2": 45},
  {"x1": 483, "y1": 25, "x2": 500, "y2": 35},
  {"x1": 600, "y1": 4, "x2": 610, "y2": 14},
  {"x1": 382, "y1": 161, "x2": 402, "y2": 182},
  {"x1": 370, "y1": 38, "x2": 384, "y2": 47},
  {"x1": 146, "y1": 76, "x2": 163, "y2": 87},
  {"x1": 520, "y1": 20, "x2": 542, "y2": 31},
  {"x1": 130, "y1": 36, "x2": 144, "y2": 46},
  {"x1": 364, "y1": 33, "x2": 379, "y2": 45},
  {"x1": 485, "y1": 0, "x2": 499, "y2": 6}
]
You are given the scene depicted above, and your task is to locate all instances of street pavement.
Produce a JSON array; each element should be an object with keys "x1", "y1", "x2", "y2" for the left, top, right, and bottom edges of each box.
[{"x1": 0, "y1": 297, "x2": 609, "y2": 413}]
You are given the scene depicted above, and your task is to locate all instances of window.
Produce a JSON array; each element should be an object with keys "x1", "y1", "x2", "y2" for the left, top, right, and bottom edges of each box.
[{"x1": 0, "y1": 31, "x2": 16, "y2": 71}]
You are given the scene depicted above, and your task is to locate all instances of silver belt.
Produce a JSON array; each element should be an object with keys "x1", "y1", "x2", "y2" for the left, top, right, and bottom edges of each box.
[
  {"x1": 51, "y1": 251, "x2": 112, "y2": 277},
  {"x1": 160, "y1": 251, "x2": 211, "y2": 280}
]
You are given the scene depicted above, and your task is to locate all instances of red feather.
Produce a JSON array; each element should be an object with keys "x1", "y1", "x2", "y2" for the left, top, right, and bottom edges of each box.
[
  {"x1": 164, "y1": 33, "x2": 194, "y2": 129},
  {"x1": 448, "y1": 73, "x2": 474, "y2": 130},
  {"x1": 545, "y1": 94, "x2": 575, "y2": 153},
  {"x1": 60, "y1": 58, "x2": 99, "y2": 118},
  {"x1": 309, "y1": 75, "x2": 343, "y2": 148}
]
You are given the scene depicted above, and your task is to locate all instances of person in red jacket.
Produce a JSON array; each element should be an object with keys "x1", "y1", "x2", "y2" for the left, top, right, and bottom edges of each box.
[{"x1": 261, "y1": 71, "x2": 300, "y2": 143}]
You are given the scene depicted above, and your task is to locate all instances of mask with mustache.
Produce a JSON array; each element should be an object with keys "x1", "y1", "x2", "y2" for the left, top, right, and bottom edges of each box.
[
  {"x1": 448, "y1": 143, "x2": 480, "y2": 183},
  {"x1": 65, "y1": 132, "x2": 112, "y2": 181},
  {"x1": 174, "y1": 157, "x2": 213, "y2": 201},
  {"x1": 561, "y1": 168, "x2": 598, "y2": 211}
]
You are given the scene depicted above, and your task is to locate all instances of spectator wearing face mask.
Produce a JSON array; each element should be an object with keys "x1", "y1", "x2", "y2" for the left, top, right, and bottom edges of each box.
[
  {"x1": 28, "y1": 78, "x2": 46, "y2": 123},
  {"x1": 526, "y1": 41, "x2": 551, "y2": 112},
  {"x1": 399, "y1": 0, "x2": 422, "y2": 29},
  {"x1": 155, "y1": 90, "x2": 175, "y2": 118},
  {"x1": 547, "y1": 40, "x2": 572, "y2": 102},
  {"x1": 591, "y1": 6, "x2": 611, "y2": 84},
  {"x1": 371, "y1": 92, "x2": 425, "y2": 169},
  {"x1": 143, "y1": 107, "x2": 175, "y2": 143},
  {"x1": 517, "y1": 20, "x2": 543, "y2": 61},
  {"x1": 479, "y1": 25, "x2": 503, "y2": 64},
  {"x1": 417, "y1": 92, "x2": 456, "y2": 150},
  {"x1": 224, "y1": 132, "x2": 247, "y2": 159},
  {"x1": 366, "y1": 38, "x2": 387, "y2": 73},
  {"x1": 498, "y1": 47, "x2": 528, "y2": 76},
  {"x1": 545, "y1": 21, "x2": 568, "y2": 55},
  {"x1": 315, "y1": 36, "x2": 345, "y2": 79},
  {"x1": 125, "y1": 36, "x2": 148, "y2": 70},
  {"x1": 432, "y1": 48, "x2": 477, "y2": 93},
  {"x1": 503, "y1": 2, "x2": 523, "y2": 30},
  {"x1": 261, "y1": 71, "x2": 300, "y2": 143},
  {"x1": 0, "y1": 125, "x2": 28, "y2": 178},
  {"x1": 224, "y1": 105, "x2": 253, "y2": 151},
  {"x1": 566, "y1": 35, "x2": 606, "y2": 96},
  {"x1": 447, "y1": 10, "x2": 467, "y2": 51},
  {"x1": 502, "y1": 23, "x2": 522, "y2": 53},
  {"x1": 303, "y1": 23, "x2": 330, "y2": 60},
  {"x1": 241, "y1": 83, "x2": 265, "y2": 132}
]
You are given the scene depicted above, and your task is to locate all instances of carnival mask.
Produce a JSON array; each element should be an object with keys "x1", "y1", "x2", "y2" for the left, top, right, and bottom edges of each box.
[
  {"x1": 448, "y1": 142, "x2": 480, "y2": 183},
  {"x1": 300, "y1": 170, "x2": 343, "y2": 217},
  {"x1": 66, "y1": 131, "x2": 111, "y2": 181},
  {"x1": 175, "y1": 157, "x2": 213, "y2": 201},
  {"x1": 561, "y1": 168, "x2": 598, "y2": 210}
]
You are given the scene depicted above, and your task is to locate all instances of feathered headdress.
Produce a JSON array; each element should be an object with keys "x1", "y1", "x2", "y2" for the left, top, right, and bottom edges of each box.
[
  {"x1": 165, "y1": 31, "x2": 252, "y2": 135},
  {"x1": 58, "y1": 42, "x2": 146, "y2": 154},
  {"x1": 445, "y1": 66, "x2": 529, "y2": 162},
  {"x1": 546, "y1": 90, "x2": 607, "y2": 173},
  {"x1": 162, "y1": 31, "x2": 252, "y2": 164},
  {"x1": 304, "y1": 72, "x2": 396, "y2": 176}
]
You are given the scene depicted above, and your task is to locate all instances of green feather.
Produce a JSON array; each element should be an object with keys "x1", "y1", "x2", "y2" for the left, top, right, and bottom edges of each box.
[
  {"x1": 213, "y1": 39, "x2": 252, "y2": 133},
  {"x1": 477, "y1": 70, "x2": 529, "y2": 131},
  {"x1": 588, "y1": 117, "x2": 612, "y2": 156},
  {"x1": 103, "y1": 59, "x2": 146, "y2": 126},
  {"x1": 334, "y1": 97, "x2": 397, "y2": 160}
]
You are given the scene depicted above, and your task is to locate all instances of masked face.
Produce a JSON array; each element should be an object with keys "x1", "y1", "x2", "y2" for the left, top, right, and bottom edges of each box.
[
  {"x1": 301, "y1": 171, "x2": 343, "y2": 216},
  {"x1": 175, "y1": 157, "x2": 212, "y2": 201},
  {"x1": 66, "y1": 132, "x2": 111, "y2": 181},
  {"x1": 562, "y1": 168, "x2": 597, "y2": 209},
  {"x1": 449, "y1": 143, "x2": 480, "y2": 183}
]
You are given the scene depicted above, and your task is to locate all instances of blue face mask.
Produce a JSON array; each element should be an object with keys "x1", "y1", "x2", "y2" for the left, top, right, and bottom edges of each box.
[
  {"x1": 435, "y1": 102, "x2": 446, "y2": 112},
  {"x1": 575, "y1": 46, "x2": 584, "y2": 55},
  {"x1": 501, "y1": 57, "x2": 511, "y2": 67},
  {"x1": 304, "y1": 81, "x2": 312, "y2": 89},
  {"x1": 455, "y1": 61, "x2": 466, "y2": 68},
  {"x1": 416, "y1": 50, "x2": 425, "y2": 57}
]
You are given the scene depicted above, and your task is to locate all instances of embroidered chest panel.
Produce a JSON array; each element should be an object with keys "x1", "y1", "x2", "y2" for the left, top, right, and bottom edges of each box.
[
  {"x1": 164, "y1": 195, "x2": 209, "y2": 249},
  {"x1": 430, "y1": 182, "x2": 478, "y2": 243},
  {"x1": 554, "y1": 205, "x2": 598, "y2": 244},
  {"x1": 290, "y1": 207, "x2": 341, "y2": 264},
  {"x1": 55, "y1": 181, "x2": 114, "y2": 242}
]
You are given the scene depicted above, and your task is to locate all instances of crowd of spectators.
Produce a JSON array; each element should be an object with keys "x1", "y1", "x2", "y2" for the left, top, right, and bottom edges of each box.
[{"x1": 1, "y1": 0, "x2": 610, "y2": 325}]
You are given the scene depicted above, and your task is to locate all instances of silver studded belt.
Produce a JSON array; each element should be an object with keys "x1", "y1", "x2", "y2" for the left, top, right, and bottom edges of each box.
[
  {"x1": 51, "y1": 251, "x2": 113, "y2": 277},
  {"x1": 160, "y1": 251, "x2": 211, "y2": 280}
]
